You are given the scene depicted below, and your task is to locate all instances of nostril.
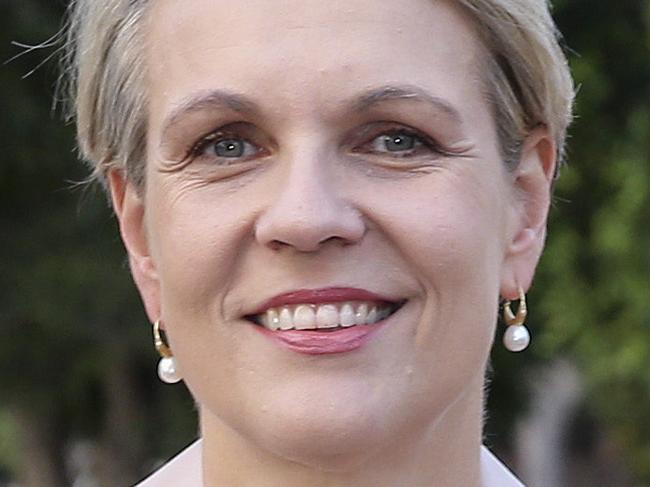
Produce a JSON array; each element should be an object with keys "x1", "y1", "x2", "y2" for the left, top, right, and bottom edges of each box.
[
  {"x1": 266, "y1": 239, "x2": 285, "y2": 251},
  {"x1": 268, "y1": 234, "x2": 358, "y2": 253},
  {"x1": 254, "y1": 189, "x2": 366, "y2": 252},
  {"x1": 319, "y1": 235, "x2": 354, "y2": 247}
]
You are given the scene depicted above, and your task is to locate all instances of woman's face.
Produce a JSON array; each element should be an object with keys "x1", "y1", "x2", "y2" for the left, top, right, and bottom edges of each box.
[{"x1": 117, "y1": 0, "x2": 550, "y2": 465}]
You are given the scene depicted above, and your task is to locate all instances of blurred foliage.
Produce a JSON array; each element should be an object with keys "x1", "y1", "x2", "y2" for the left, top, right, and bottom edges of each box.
[
  {"x1": 0, "y1": 411, "x2": 19, "y2": 478},
  {"x1": 1, "y1": 0, "x2": 649, "y2": 485},
  {"x1": 0, "y1": 2, "x2": 196, "y2": 484},
  {"x1": 543, "y1": 0, "x2": 650, "y2": 479},
  {"x1": 489, "y1": 0, "x2": 650, "y2": 481}
]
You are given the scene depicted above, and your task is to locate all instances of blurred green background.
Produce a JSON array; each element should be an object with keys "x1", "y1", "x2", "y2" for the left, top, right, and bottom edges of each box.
[{"x1": 1, "y1": 1, "x2": 649, "y2": 486}]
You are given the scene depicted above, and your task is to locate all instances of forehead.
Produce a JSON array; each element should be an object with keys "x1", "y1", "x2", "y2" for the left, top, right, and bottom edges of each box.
[{"x1": 145, "y1": 0, "x2": 484, "y2": 126}]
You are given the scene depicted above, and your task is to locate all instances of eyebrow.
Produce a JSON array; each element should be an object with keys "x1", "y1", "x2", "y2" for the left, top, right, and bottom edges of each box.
[
  {"x1": 161, "y1": 89, "x2": 261, "y2": 136},
  {"x1": 160, "y1": 84, "x2": 462, "y2": 136},
  {"x1": 352, "y1": 84, "x2": 463, "y2": 124}
]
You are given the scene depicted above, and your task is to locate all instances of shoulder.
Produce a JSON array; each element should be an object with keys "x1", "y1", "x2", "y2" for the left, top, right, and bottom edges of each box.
[
  {"x1": 135, "y1": 440, "x2": 203, "y2": 487},
  {"x1": 134, "y1": 440, "x2": 522, "y2": 486},
  {"x1": 480, "y1": 446, "x2": 526, "y2": 487}
]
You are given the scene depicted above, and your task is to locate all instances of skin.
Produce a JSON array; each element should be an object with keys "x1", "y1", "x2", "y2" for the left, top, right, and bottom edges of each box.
[{"x1": 109, "y1": 0, "x2": 556, "y2": 485}]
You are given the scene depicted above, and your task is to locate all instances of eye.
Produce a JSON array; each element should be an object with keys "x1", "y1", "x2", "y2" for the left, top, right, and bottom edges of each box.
[
  {"x1": 371, "y1": 132, "x2": 420, "y2": 153},
  {"x1": 353, "y1": 126, "x2": 443, "y2": 159},
  {"x1": 185, "y1": 123, "x2": 268, "y2": 165},
  {"x1": 197, "y1": 134, "x2": 259, "y2": 160}
]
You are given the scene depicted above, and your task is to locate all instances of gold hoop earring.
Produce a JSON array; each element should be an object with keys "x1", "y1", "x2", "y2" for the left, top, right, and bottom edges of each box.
[
  {"x1": 502, "y1": 288, "x2": 531, "y2": 352},
  {"x1": 153, "y1": 320, "x2": 182, "y2": 384}
]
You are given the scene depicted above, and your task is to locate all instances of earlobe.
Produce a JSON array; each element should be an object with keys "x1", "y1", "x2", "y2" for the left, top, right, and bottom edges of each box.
[
  {"x1": 108, "y1": 170, "x2": 161, "y2": 321},
  {"x1": 501, "y1": 127, "x2": 557, "y2": 299}
]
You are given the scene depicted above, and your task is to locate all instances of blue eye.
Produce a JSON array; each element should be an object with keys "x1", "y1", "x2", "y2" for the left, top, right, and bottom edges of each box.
[
  {"x1": 362, "y1": 129, "x2": 435, "y2": 157},
  {"x1": 213, "y1": 138, "x2": 248, "y2": 157},
  {"x1": 349, "y1": 125, "x2": 451, "y2": 164},
  {"x1": 375, "y1": 133, "x2": 418, "y2": 152},
  {"x1": 194, "y1": 132, "x2": 260, "y2": 161}
]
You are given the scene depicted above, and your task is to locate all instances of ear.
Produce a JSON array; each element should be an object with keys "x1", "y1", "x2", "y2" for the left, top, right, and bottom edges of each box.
[
  {"x1": 108, "y1": 170, "x2": 161, "y2": 322},
  {"x1": 500, "y1": 127, "x2": 557, "y2": 300}
]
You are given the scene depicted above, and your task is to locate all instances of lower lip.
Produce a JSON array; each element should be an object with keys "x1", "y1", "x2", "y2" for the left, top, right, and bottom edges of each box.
[{"x1": 253, "y1": 322, "x2": 387, "y2": 355}]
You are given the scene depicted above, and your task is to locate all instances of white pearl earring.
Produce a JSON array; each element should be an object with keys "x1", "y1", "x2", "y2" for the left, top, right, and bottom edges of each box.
[
  {"x1": 502, "y1": 288, "x2": 531, "y2": 352},
  {"x1": 157, "y1": 356, "x2": 182, "y2": 384},
  {"x1": 153, "y1": 320, "x2": 182, "y2": 384}
]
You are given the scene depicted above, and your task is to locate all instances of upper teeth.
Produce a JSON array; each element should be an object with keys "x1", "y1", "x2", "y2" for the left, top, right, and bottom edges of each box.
[{"x1": 259, "y1": 302, "x2": 392, "y2": 331}]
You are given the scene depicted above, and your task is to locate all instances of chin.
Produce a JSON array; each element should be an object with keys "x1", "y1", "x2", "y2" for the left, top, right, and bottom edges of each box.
[
  {"x1": 199, "y1": 376, "x2": 396, "y2": 469},
  {"x1": 217, "y1": 375, "x2": 451, "y2": 471},
  {"x1": 248, "y1": 404, "x2": 395, "y2": 470}
]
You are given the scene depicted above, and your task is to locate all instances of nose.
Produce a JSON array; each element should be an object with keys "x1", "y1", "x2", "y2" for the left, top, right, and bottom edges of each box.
[{"x1": 255, "y1": 157, "x2": 365, "y2": 252}]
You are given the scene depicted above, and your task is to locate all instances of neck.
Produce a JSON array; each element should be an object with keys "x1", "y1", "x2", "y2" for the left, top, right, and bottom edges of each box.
[{"x1": 200, "y1": 375, "x2": 485, "y2": 487}]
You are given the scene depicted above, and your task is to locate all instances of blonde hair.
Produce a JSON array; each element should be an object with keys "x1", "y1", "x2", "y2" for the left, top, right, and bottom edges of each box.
[
  {"x1": 62, "y1": 0, "x2": 574, "y2": 189},
  {"x1": 457, "y1": 0, "x2": 574, "y2": 169},
  {"x1": 63, "y1": 0, "x2": 150, "y2": 187}
]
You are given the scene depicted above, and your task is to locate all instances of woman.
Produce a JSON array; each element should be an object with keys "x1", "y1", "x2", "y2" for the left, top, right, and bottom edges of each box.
[{"x1": 64, "y1": 0, "x2": 574, "y2": 485}]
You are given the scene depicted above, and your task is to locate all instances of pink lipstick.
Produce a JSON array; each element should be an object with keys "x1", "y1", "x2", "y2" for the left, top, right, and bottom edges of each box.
[
  {"x1": 250, "y1": 287, "x2": 395, "y2": 315},
  {"x1": 254, "y1": 321, "x2": 387, "y2": 355},
  {"x1": 247, "y1": 287, "x2": 402, "y2": 355}
]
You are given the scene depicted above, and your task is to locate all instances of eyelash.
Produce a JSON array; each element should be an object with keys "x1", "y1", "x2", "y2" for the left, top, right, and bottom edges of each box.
[
  {"x1": 187, "y1": 127, "x2": 264, "y2": 162},
  {"x1": 186, "y1": 124, "x2": 445, "y2": 164},
  {"x1": 353, "y1": 126, "x2": 445, "y2": 158}
]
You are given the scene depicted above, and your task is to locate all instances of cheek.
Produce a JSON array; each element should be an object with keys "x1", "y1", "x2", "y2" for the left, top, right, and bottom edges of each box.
[
  {"x1": 144, "y1": 183, "x2": 262, "y2": 415},
  {"x1": 366, "y1": 167, "x2": 507, "y2": 364},
  {"x1": 146, "y1": 180, "x2": 254, "y2": 321},
  {"x1": 369, "y1": 168, "x2": 507, "y2": 286}
]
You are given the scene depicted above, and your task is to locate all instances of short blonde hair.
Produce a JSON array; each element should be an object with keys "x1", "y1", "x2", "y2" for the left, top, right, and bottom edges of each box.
[
  {"x1": 458, "y1": 0, "x2": 574, "y2": 169},
  {"x1": 62, "y1": 0, "x2": 574, "y2": 189}
]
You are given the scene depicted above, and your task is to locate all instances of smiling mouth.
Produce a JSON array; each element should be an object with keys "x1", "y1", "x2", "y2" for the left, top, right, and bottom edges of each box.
[{"x1": 246, "y1": 300, "x2": 405, "y2": 332}]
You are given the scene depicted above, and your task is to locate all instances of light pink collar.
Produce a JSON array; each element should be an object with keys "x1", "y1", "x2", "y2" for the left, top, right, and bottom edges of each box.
[{"x1": 137, "y1": 439, "x2": 525, "y2": 486}]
